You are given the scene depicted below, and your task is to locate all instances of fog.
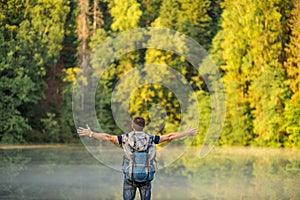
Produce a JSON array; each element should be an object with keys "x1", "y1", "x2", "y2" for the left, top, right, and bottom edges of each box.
[{"x1": 1, "y1": 146, "x2": 299, "y2": 199}]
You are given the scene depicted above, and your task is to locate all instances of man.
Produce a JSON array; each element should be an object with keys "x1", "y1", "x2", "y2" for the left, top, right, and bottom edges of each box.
[{"x1": 77, "y1": 116, "x2": 198, "y2": 200}]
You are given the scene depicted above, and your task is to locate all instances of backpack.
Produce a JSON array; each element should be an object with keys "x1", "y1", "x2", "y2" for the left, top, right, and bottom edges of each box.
[{"x1": 121, "y1": 131, "x2": 156, "y2": 182}]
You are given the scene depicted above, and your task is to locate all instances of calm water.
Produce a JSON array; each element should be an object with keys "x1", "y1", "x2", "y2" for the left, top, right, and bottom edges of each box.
[{"x1": 0, "y1": 145, "x2": 299, "y2": 200}]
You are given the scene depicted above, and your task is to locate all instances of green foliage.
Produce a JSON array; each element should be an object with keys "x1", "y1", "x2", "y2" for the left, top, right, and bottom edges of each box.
[
  {"x1": 284, "y1": 98, "x2": 300, "y2": 147},
  {"x1": 212, "y1": 0, "x2": 296, "y2": 147},
  {"x1": 107, "y1": 0, "x2": 142, "y2": 32},
  {"x1": 139, "y1": 0, "x2": 162, "y2": 26},
  {"x1": 1, "y1": 0, "x2": 299, "y2": 147},
  {"x1": 41, "y1": 112, "x2": 60, "y2": 143},
  {"x1": 176, "y1": 0, "x2": 212, "y2": 48},
  {"x1": 283, "y1": 0, "x2": 300, "y2": 147},
  {"x1": 213, "y1": 0, "x2": 255, "y2": 146},
  {"x1": 0, "y1": 0, "x2": 70, "y2": 144},
  {"x1": 245, "y1": 0, "x2": 288, "y2": 146},
  {"x1": 0, "y1": 1, "x2": 36, "y2": 143},
  {"x1": 138, "y1": 0, "x2": 216, "y2": 135}
]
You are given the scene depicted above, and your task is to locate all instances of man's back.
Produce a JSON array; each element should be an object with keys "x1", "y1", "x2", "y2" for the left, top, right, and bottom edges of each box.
[
  {"x1": 77, "y1": 116, "x2": 198, "y2": 200},
  {"x1": 119, "y1": 131, "x2": 158, "y2": 183}
]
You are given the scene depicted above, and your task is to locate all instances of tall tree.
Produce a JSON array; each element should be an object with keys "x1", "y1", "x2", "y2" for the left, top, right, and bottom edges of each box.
[
  {"x1": 213, "y1": 0, "x2": 290, "y2": 146},
  {"x1": 210, "y1": 0, "x2": 254, "y2": 146},
  {"x1": 59, "y1": 0, "x2": 80, "y2": 143},
  {"x1": 19, "y1": 0, "x2": 69, "y2": 142},
  {"x1": 139, "y1": 0, "x2": 162, "y2": 27},
  {"x1": 247, "y1": 0, "x2": 288, "y2": 146},
  {"x1": 92, "y1": 0, "x2": 104, "y2": 36},
  {"x1": 140, "y1": 0, "x2": 216, "y2": 139},
  {"x1": 176, "y1": 0, "x2": 212, "y2": 49},
  {"x1": 0, "y1": 0, "x2": 69, "y2": 143},
  {"x1": 283, "y1": 0, "x2": 300, "y2": 147},
  {"x1": 88, "y1": 0, "x2": 143, "y2": 133},
  {"x1": 108, "y1": 0, "x2": 142, "y2": 32},
  {"x1": 0, "y1": 0, "x2": 30, "y2": 143}
]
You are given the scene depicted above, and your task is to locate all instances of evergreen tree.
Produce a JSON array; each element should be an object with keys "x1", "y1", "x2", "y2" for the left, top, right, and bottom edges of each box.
[
  {"x1": 18, "y1": 0, "x2": 70, "y2": 143},
  {"x1": 59, "y1": 0, "x2": 80, "y2": 143},
  {"x1": 139, "y1": 0, "x2": 162, "y2": 27},
  {"x1": 213, "y1": 0, "x2": 290, "y2": 146},
  {"x1": 108, "y1": 0, "x2": 142, "y2": 32},
  {"x1": 211, "y1": 0, "x2": 254, "y2": 146},
  {"x1": 247, "y1": 0, "x2": 288, "y2": 146},
  {"x1": 283, "y1": 0, "x2": 300, "y2": 147},
  {"x1": 0, "y1": 0, "x2": 31, "y2": 143},
  {"x1": 0, "y1": 0, "x2": 69, "y2": 143},
  {"x1": 4, "y1": 0, "x2": 298, "y2": 147},
  {"x1": 176, "y1": 0, "x2": 212, "y2": 49}
]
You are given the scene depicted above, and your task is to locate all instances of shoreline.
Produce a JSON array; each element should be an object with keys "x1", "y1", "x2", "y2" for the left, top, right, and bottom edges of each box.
[
  {"x1": 0, "y1": 144, "x2": 82, "y2": 149},
  {"x1": 1, "y1": 144, "x2": 299, "y2": 151}
]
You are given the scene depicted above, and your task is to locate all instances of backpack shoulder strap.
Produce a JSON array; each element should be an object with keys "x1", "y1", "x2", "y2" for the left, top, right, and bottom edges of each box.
[
  {"x1": 122, "y1": 133, "x2": 134, "y2": 151},
  {"x1": 147, "y1": 134, "x2": 155, "y2": 145}
]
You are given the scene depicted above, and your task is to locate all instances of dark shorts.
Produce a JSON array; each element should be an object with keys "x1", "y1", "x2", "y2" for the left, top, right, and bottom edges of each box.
[{"x1": 123, "y1": 179, "x2": 152, "y2": 200}]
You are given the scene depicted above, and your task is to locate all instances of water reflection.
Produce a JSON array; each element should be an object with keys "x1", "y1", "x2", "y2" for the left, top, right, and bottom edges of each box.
[{"x1": 0, "y1": 146, "x2": 299, "y2": 199}]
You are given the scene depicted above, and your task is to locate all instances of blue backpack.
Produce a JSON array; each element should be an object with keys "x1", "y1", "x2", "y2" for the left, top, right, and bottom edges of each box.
[{"x1": 121, "y1": 131, "x2": 156, "y2": 182}]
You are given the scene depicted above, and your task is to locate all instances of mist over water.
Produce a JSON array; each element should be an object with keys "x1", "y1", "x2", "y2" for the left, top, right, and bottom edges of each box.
[{"x1": 0, "y1": 146, "x2": 299, "y2": 200}]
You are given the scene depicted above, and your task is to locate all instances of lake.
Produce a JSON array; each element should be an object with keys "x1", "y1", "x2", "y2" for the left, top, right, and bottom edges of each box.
[{"x1": 0, "y1": 145, "x2": 299, "y2": 200}]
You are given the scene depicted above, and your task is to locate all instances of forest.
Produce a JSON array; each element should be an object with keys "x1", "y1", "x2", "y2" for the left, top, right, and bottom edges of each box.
[{"x1": 0, "y1": 0, "x2": 299, "y2": 147}]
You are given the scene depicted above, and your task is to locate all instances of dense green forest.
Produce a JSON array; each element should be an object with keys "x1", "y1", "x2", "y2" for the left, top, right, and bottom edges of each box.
[{"x1": 0, "y1": 0, "x2": 299, "y2": 147}]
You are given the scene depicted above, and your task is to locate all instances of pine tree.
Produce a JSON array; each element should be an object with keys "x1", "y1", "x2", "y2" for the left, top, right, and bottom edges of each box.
[
  {"x1": 214, "y1": 0, "x2": 290, "y2": 146},
  {"x1": 176, "y1": 0, "x2": 212, "y2": 49},
  {"x1": 0, "y1": 0, "x2": 29, "y2": 143},
  {"x1": 212, "y1": 0, "x2": 254, "y2": 146},
  {"x1": 283, "y1": 0, "x2": 300, "y2": 147},
  {"x1": 108, "y1": 0, "x2": 142, "y2": 32},
  {"x1": 247, "y1": 0, "x2": 289, "y2": 146},
  {"x1": 59, "y1": 0, "x2": 80, "y2": 143},
  {"x1": 139, "y1": 0, "x2": 162, "y2": 27}
]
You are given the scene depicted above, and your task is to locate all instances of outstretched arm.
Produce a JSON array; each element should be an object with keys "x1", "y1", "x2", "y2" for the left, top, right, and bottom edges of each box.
[
  {"x1": 77, "y1": 125, "x2": 119, "y2": 144},
  {"x1": 159, "y1": 127, "x2": 198, "y2": 143}
]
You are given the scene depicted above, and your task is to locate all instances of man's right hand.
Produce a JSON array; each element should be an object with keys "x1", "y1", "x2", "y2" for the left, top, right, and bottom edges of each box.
[{"x1": 77, "y1": 124, "x2": 92, "y2": 137}]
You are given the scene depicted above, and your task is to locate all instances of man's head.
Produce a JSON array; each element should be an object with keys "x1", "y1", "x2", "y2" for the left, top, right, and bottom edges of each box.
[{"x1": 131, "y1": 116, "x2": 145, "y2": 131}]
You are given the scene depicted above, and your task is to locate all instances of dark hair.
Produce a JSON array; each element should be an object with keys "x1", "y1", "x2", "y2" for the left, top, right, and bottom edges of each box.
[{"x1": 132, "y1": 116, "x2": 145, "y2": 131}]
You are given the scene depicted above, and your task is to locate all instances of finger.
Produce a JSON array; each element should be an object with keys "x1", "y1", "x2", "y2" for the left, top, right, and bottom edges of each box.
[
  {"x1": 79, "y1": 134, "x2": 87, "y2": 137},
  {"x1": 77, "y1": 129, "x2": 83, "y2": 134},
  {"x1": 192, "y1": 129, "x2": 198, "y2": 133},
  {"x1": 86, "y1": 124, "x2": 90, "y2": 130},
  {"x1": 187, "y1": 128, "x2": 196, "y2": 132},
  {"x1": 77, "y1": 128, "x2": 89, "y2": 134},
  {"x1": 190, "y1": 128, "x2": 198, "y2": 135}
]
